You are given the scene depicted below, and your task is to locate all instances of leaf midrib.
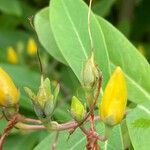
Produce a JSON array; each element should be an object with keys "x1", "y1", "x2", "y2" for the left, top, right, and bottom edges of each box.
[
  {"x1": 69, "y1": 136, "x2": 86, "y2": 150},
  {"x1": 60, "y1": 0, "x2": 88, "y2": 59},
  {"x1": 138, "y1": 104, "x2": 150, "y2": 115}
]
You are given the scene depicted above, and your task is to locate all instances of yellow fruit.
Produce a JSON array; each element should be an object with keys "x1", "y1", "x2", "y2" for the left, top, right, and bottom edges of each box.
[
  {"x1": 27, "y1": 38, "x2": 37, "y2": 56},
  {"x1": 99, "y1": 66, "x2": 127, "y2": 126},
  {"x1": 0, "y1": 68, "x2": 19, "y2": 107},
  {"x1": 7, "y1": 47, "x2": 18, "y2": 64}
]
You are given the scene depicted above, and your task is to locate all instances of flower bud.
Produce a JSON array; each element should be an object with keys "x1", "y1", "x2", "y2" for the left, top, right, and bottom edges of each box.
[
  {"x1": 7, "y1": 47, "x2": 19, "y2": 64},
  {"x1": 71, "y1": 96, "x2": 86, "y2": 122},
  {"x1": 99, "y1": 66, "x2": 127, "y2": 126},
  {"x1": 0, "y1": 68, "x2": 19, "y2": 107},
  {"x1": 24, "y1": 77, "x2": 59, "y2": 122},
  {"x1": 81, "y1": 53, "x2": 99, "y2": 90},
  {"x1": 27, "y1": 37, "x2": 37, "y2": 56}
]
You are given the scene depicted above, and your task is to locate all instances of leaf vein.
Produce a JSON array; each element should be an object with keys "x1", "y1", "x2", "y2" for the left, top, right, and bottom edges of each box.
[{"x1": 60, "y1": 0, "x2": 88, "y2": 59}]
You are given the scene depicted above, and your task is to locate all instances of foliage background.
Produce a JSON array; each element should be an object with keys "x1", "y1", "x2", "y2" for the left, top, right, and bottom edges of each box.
[{"x1": 0, "y1": 0, "x2": 149, "y2": 149}]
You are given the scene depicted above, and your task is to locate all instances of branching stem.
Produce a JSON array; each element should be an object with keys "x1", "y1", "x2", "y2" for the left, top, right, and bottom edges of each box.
[{"x1": 0, "y1": 115, "x2": 20, "y2": 150}]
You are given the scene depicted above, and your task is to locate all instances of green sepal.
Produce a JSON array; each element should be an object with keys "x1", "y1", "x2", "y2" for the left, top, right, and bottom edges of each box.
[
  {"x1": 43, "y1": 78, "x2": 51, "y2": 96},
  {"x1": 71, "y1": 96, "x2": 86, "y2": 122},
  {"x1": 44, "y1": 100, "x2": 54, "y2": 117},
  {"x1": 81, "y1": 52, "x2": 99, "y2": 90},
  {"x1": 2, "y1": 106, "x2": 18, "y2": 119},
  {"x1": 24, "y1": 87, "x2": 36, "y2": 102},
  {"x1": 33, "y1": 99, "x2": 54, "y2": 121},
  {"x1": 33, "y1": 103, "x2": 46, "y2": 120},
  {"x1": 53, "y1": 84, "x2": 60, "y2": 104},
  {"x1": 104, "y1": 115, "x2": 115, "y2": 126},
  {"x1": 24, "y1": 77, "x2": 60, "y2": 124}
]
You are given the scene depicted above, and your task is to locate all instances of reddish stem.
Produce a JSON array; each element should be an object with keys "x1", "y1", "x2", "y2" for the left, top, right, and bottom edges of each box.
[
  {"x1": 17, "y1": 116, "x2": 100, "y2": 131},
  {"x1": 0, "y1": 114, "x2": 20, "y2": 150},
  {"x1": 22, "y1": 117, "x2": 42, "y2": 124}
]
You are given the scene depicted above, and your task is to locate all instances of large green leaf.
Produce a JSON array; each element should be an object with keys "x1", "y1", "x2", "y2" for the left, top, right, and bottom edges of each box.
[
  {"x1": 34, "y1": 8, "x2": 67, "y2": 64},
  {"x1": 34, "y1": 129, "x2": 86, "y2": 150},
  {"x1": 100, "y1": 125, "x2": 124, "y2": 150},
  {"x1": 126, "y1": 101, "x2": 150, "y2": 150},
  {"x1": 97, "y1": 17, "x2": 150, "y2": 103},
  {"x1": 35, "y1": 0, "x2": 150, "y2": 104},
  {"x1": 34, "y1": 123, "x2": 124, "y2": 150},
  {"x1": 49, "y1": 0, "x2": 111, "y2": 87},
  {"x1": 4, "y1": 132, "x2": 43, "y2": 150}
]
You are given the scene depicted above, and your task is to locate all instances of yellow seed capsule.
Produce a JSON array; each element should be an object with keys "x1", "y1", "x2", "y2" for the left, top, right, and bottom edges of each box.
[
  {"x1": 99, "y1": 66, "x2": 127, "y2": 126},
  {"x1": 0, "y1": 68, "x2": 19, "y2": 107},
  {"x1": 27, "y1": 38, "x2": 37, "y2": 56},
  {"x1": 7, "y1": 47, "x2": 19, "y2": 64}
]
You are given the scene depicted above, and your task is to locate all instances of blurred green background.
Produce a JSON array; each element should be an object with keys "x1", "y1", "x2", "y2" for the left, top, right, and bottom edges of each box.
[
  {"x1": 0, "y1": 0, "x2": 149, "y2": 149},
  {"x1": 0, "y1": 0, "x2": 149, "y2": 64}
]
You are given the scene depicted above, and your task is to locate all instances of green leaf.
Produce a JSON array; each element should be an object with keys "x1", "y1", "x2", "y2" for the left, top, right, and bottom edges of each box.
[
  {"x1": 33, "y1": 129, "x2": 85, "y2": 150},
  {"x1": 0, "y1": 0, "x2": 22, "y2": 16},
  {"x1": 121, "y1": 120, "x2": 131, "y2": 149},
  {"x1": 49, "y1": 0, "x2": 111, "y2": 87},
  {"x1": 92, "y1": 0, "x2": 116, "y2": 17},
  {"x1": 4, "y1": 132, "x2": 42, "y2": 150},
  {"x1": 34, "y1": 123, "x2": 124, "y2": 150},
  {"x1": 126, "y1": 101, "x2": 150, "y2": 150},
  {"x1": 34, "y1": 8, "x2": 67, "y2": 64},
  {"x1": 100, "y1": 125, "x2": 124, "y2": 150},
  {"x1": 97, "y1": 17, "x2": 150, "y2": 103}
]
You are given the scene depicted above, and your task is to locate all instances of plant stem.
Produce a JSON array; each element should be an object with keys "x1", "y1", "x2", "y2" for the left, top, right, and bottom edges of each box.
[
  {"x1": 72, "y1": 74, "x2": 102, "y2": 133},
  {"x1": 16, "y1": 116, "x2": 100, "y2": 131},
  {"x1": 22, "y1": 117, "x2": 42, "y2": 124},
  {"x1": 0, "y1": 115, "x2": 19, "y2": 150}
]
